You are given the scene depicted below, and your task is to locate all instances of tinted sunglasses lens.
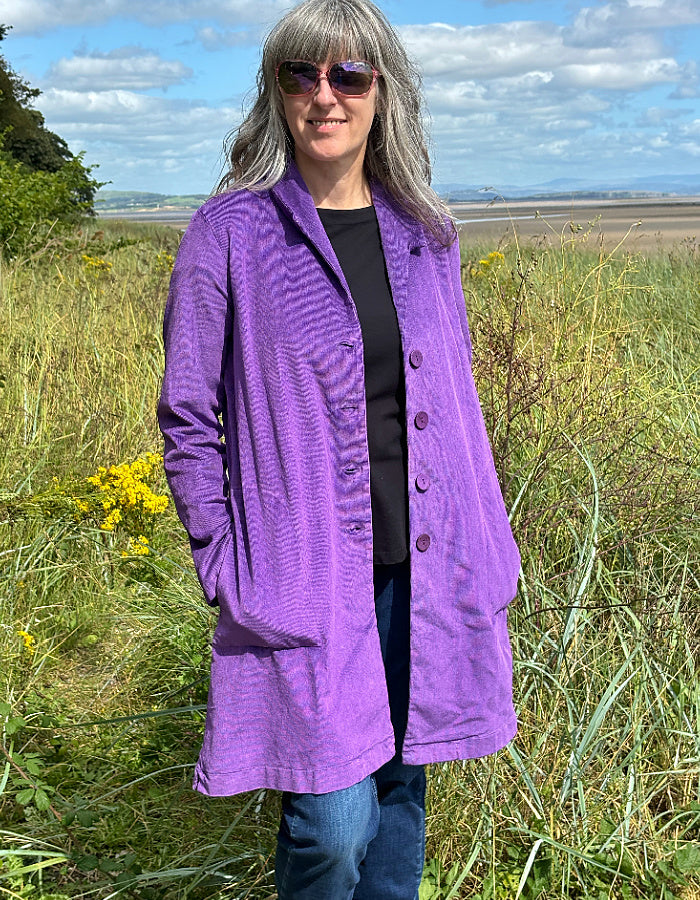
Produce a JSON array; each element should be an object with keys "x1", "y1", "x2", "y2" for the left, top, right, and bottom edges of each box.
[
  {"x1": 330, "y1": 62, "x2": 374, "y2": 95},
  {"x1": 278, "y1": 61, "x2": 319, "y2": 95}
]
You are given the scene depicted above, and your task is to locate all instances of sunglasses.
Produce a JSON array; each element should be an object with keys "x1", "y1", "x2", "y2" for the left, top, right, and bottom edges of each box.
[{"x1": 276, "y1": 60, "x2": 379, "y2": 97}]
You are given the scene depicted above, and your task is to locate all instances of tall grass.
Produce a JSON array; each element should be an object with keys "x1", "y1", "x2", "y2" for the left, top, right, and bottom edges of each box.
[{"x1": 1, "y1": 220, "x2": 698, "y2": 899}]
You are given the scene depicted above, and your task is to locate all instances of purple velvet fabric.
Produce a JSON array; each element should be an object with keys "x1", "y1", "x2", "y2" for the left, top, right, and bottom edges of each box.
[{"x1": 158, "y1": 161, "x2": 520, "y2": 797}]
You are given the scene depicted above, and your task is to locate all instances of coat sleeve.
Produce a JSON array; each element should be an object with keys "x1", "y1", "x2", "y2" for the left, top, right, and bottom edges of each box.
[
  {"x1": 157, "y1": 208, "x2": 233, "y2": 605},
  {"x1": 447, "y1": 233, "x2": 473, "y2": 366}
]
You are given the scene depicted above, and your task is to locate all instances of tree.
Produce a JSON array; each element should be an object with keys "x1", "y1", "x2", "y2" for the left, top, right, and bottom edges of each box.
[
  {"x1": 0, "y1": 25, "x2": 102, "y2": 254},
  {"x1": 0, "y1": 26, "x2": 75, "y2": 172}
]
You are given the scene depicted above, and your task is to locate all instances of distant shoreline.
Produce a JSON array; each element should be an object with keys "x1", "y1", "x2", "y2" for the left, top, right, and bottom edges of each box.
[{"x1": 97, "y1": 196, "x2": 700, "y2": 250}]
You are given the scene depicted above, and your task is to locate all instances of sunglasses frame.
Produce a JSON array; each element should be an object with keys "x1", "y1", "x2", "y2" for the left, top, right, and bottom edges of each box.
[{"x1": 275, "y1": 59, "x2": 380, "y2": 98}]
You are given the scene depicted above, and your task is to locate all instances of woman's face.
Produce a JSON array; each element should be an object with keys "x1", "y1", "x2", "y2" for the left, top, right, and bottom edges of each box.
[{"x1": 279, "y1": 59, "x2": 378, "y2": 176}]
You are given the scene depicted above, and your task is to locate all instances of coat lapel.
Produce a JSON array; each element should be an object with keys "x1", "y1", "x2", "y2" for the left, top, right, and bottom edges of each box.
[
  {"x1": 269, "y1": 160, "x2": 353, "y2": 303},
  {"x1": 269, "y1": 159, "x2": 427, "y2": 323},
  {"x1": 371, "y1": 180, "x2": 425, "y2": 324}
]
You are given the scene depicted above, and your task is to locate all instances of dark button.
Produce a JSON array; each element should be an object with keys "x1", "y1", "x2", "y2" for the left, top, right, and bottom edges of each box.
[
  {"x1": 343, "y1": 462, "x2": 361, "y2": 476},
  {"x1": 409, "y1": 349, "x2": 424, "y2": 369},
  {"x1": 416, "y1": 533, "x2": 431, "y2": 552},
  {"x1": 339, "y1": 340, "x2": 355, "y2": 350},
  {"x1": 416, "y1": 473, "x2": 430, "y2": 492},
  {"x1": 414, "y1": 411, "x2": 429, "y2": 430}
]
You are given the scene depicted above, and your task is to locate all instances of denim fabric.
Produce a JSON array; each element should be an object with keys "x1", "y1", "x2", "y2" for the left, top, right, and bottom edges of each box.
[{"x1": 276, "y1": 559, "x2": 426, "y2": 899}]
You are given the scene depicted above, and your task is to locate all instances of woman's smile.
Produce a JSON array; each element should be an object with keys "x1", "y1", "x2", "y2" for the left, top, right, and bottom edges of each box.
[{"x1": 308, "y1": 118, "x2": 347, "y2": 129}]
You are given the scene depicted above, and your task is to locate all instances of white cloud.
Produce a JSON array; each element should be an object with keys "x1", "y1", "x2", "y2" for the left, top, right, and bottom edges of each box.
[
  {"x1": 401, "y1": 22, "x2": 569, "y2": 80},
  {"x1": 46, "y1": 47, "x2": 192, "y2": 91},
  {"x1": 41, "y1": 87, "x2": 238, "y2": 139},
  {"x1": 196, "y1": 25, "x2": 263, "y2": 49},
  {"x1": 38, "y1": 87, "x2": 242, "y2": 189},
  {"x1": 401, "y1": 20, "x2": 683, "y2": 91},
  {"x1": 399, "y1": 2, "x2": 698, "y2": 185},
  {"x1": 0, "y1": 0, "x2": 290, "y2": 34},
  {"x1": 573, "y1": 0, "x2": 700, "y2": 38},
  {"x1": 679, "y1": 139, "x2": 700, "y2": 155},
  {"x1": 557, "y1": 58, "x2": 687, "y2": 90},
  {"x1": 680, "y1": 117, "x2": 700, "y2": 135},
  {"x1": 636, "y1": 105, "x2": 690, "y2": 124}
]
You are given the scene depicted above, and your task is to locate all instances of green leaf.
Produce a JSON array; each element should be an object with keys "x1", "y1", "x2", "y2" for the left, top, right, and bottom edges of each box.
[
  {"x1": 674, "y1": 844, "x2": 700, "y2": 873},
  {"x1": 16, "y1": 787, "x2": 35, "y2": 805},
  {"x1": 34, "y1": 788, "x2": 51, "y2": 810},
  {"x1": 5, "y1": 715, "x2": 26, "y2": 735},
  {"x1": 75, "y1": 854, "x2": 99, "y2": 872},
  {"x1": 76, "y1": 809, "x2": 98, "y2": 826},
  {"x1": 121, "y1": 852, "x2": 137, "y2": 870},
  {"x1": 24, "y1": 757, "x2": 42, "y2": 776}
]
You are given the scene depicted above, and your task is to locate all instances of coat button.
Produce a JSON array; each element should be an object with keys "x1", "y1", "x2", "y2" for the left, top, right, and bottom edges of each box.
[
  {"x1": 409, "y1": 349, "x2": 423, "y2": 369},
  {"x1": 414, "y1": 411, "x2": 429, "y2": 430},
  {"x1": 416, "y1": 473, "x2": 430, "y2": 492},
  {"x1": 416, "y1": 533, "x2": 431, "y2": 552}
]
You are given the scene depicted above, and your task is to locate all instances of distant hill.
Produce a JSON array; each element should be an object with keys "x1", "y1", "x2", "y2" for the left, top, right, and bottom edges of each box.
[
  {"x1": 96, "y1": 175, "x2": 700, "y2": 212},
  {"x1": 96, "y1": 190, "x2": 209, "y2": 211},
  {"x1": 436, "y1": 174, "x2": 700, "y2": 203}
]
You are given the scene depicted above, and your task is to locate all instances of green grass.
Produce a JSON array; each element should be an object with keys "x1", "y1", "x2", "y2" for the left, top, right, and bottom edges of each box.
[{"x1": 1, "y1": 219, "x2": 698, "y2": 899}]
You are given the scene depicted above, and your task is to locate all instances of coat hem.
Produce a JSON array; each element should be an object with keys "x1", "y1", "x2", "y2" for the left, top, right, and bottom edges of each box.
[
  {"x1": 192, "y1": 733, "x2": 396, "y2": 797},
  {"x1": 402, "y1": 716, "x2": 517, "y2": 765}
]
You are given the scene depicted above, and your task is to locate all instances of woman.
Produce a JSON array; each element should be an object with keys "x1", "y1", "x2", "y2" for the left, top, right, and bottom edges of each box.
[{"x1": 158, "y1": 0, "x2": 520, "y2": 896}]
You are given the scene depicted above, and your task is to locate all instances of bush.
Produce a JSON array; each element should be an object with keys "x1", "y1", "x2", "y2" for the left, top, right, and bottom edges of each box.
[{"x1": 0, "y1": 145, "x2": 101, "y2": 257}]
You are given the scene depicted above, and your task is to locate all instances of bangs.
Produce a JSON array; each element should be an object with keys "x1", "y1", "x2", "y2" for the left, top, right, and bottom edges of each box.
[{"x1": 267, "y1": 4, "x2": 378, "y2": 66}]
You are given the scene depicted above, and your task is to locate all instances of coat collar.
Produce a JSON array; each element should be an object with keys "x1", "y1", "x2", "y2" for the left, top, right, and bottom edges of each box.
[
  {"x1": 268, "y1": 158, "x2": 426, "y2": 318},
  {"x1": 269, "y1": 158, "x2": 426, "y2": 256}
]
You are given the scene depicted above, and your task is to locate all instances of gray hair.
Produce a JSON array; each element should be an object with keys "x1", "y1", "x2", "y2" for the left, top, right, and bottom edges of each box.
[{"x1": 217, "y1": 0, "x2": 455, "y2": 245}]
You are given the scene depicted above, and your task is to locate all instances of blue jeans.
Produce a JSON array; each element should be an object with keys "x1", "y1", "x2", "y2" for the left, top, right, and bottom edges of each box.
[{"x1": 276, "y1": 558, "x2": 426, "y2": 899}]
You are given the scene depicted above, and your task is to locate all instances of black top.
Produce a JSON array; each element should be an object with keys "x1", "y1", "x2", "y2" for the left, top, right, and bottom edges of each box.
[{"x1": 317, "y1": 205, "x2": 409, "y2": 564}]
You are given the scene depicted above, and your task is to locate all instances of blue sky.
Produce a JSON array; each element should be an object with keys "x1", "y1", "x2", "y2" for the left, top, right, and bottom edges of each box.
[{"x1": 1, "y1": 0, "x2": 699, "y2": 194}]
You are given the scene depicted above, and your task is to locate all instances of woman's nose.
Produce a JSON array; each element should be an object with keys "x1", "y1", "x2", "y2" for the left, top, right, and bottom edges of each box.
[{"x1": 313, "y1": 74, "x2": 336, "y2": 104}]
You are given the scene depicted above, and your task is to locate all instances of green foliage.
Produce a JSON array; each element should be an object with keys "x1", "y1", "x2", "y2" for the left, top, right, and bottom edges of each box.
[
  {"x1": 0, "y1": 25, "x2": 102, "y2": 258},
  {"x1": 0, "y1": 143, "x2": 102, "y2": 256},
  {"x1": 0, "y1": 25, "x2": 71, "y2": 173}
]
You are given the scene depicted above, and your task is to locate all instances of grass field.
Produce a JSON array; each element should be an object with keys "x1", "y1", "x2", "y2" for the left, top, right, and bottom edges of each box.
[{"x1": 1, "y1": 216, "x2": 698, "y2": 899}]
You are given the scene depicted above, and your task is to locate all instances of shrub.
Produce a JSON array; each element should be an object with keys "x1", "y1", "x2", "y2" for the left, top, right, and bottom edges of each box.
[{"x1": 0, "y1": 144, "x2": 101, "y2": 257}]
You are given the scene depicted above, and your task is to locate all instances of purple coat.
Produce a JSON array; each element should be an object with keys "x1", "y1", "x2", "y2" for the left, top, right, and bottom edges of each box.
[{"x1": 158, "y1": 162, "x2": 520, "y2": 797}]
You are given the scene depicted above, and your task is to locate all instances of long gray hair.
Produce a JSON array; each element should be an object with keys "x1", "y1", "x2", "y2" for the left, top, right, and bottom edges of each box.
[{"x1": 217, "y1": 0, "x2": 455, "y2": 245}]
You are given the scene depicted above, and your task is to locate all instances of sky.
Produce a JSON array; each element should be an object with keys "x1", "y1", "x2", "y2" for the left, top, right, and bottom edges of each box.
[{"x1": 0, "y1": 0, "x2": 699, "y2": 195}]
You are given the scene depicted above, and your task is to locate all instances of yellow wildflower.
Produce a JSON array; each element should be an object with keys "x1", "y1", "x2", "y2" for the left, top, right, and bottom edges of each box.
[
  {"x1": 101, "y1": 508, "x2": 122, "y2": 531},
  {"x1": 83, "y1": 452, "x2": 167, "y2": 549},
  {"x1": 81, "y1": 254, "x2": 112, "y2": 277},
  {"x1": 155, "y1": 251, "x2": 175, "y2": 274},
  {"x1": 18, "y1": 630, "x2": 36, "y2": 654},
  {"x1": 470, "y1": 250, "x2": 505, "y2": 279}
]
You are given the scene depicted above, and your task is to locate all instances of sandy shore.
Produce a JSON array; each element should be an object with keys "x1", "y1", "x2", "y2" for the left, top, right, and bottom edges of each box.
[
  {"x1": 98, "y1": 197, "x2": 700, "y2": 252},
  {"x1": 452, "y1": 197, "x2": 700, "y2": 251}
]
